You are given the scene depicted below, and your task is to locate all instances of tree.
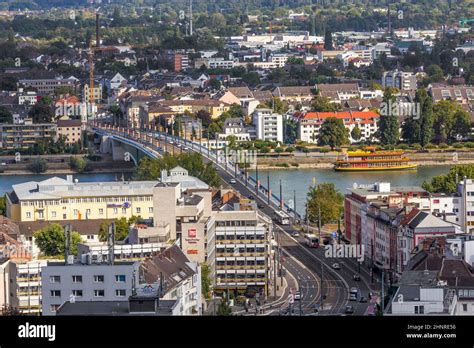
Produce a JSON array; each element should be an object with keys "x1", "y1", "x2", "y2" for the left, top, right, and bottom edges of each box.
[
  {"x1": 318, "y1": 117, "x2": 349, "y2": 150},
  {"x1": 311, "y1": 96, "x2": 341, "y2": 112},
  {"x1": 216, "y1": 297, "x2": 232, "y2": 316},
  {"x1": 403, "y1": 88, "x2": 434, "y2": 147},
  {"x1": 0, "y1": 195, "x2": 6, "y2": 216},
  {"x1": 351, "y1": 125, "x2": 362, "y2": 142},
  {"x1": 98, "y1": 217, "x2": 136, "y2": 242},
  {"x1": 306, "y1": 183, "x2": 343, "y2": 226},
  {"x1": 452, "y1": 110, "x2": 472, "y2": 140},
  {"x1": 196, "y1": 110, "x2": 213, "y2": 127},
  {"x1": 324, "y1": 29, "x2": 333, "y2": 50},
  {"x1": 69, "y1": 156, "x2": 88, "y2": 173},
  {"x1": 241, "y1": 72, "x2": 261, "y2": 87},
  {"x1": 0, "y1": 106, "x2": 12, "y2": 123},
  {"x1": 378, "y1": 89, "x2": 399, "y2": 147},
  {"x1": 28, "y1": 100, "x2": 54, "y2": 123},
  {"x1": 433, "y1": 100, "x2": 470, "y2": 143},
  {"x1": 201, "y1": 263, "x2": 212, "y2": 300},
  {"x1": 209, "y1": 78, "x2": 221, "y2": 90},
  {"x1": 422, "y1": 165, "x2": 474, "y2": 193},
  {"x1": 28, "y1": 158, "x2": 47, "y2": 173},
  {"x1": 34, "y1": 223, "x2": 82, "y2": 257},
  {"x1": 284, "y1": 117, "x2": 298, "y2": 143}
]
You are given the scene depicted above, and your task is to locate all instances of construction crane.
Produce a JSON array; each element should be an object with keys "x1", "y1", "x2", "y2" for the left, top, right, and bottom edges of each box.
[{"x1": 88, "y1": 9, "x2": 101, "y2": 112}]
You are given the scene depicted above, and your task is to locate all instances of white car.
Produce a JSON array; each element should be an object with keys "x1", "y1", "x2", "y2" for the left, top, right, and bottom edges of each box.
[
  {"x1": 332, "y1": 263, "x2": 341, "y2": 270},
  {"x1": 294, "y1": 291, "x2": 301, "y2": 301},
  {"x1": 230, "y1": 179, "x2": 237, "y2": 184}
]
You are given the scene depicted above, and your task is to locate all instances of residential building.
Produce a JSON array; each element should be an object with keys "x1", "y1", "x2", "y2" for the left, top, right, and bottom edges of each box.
[
  {"x1": 430, "y1": 85, "x2": 474, "y2": 105},
  {"x1": 0, "y1": 121, "x2": 57, "y2": 150},
  {"x1": 382, "y1": 70, "x2": 417, "y2": 91},
  {"x1": 17, "y1": 90, "x2": 38, "y2": 105},
  {"x1": 140, "y1": 245, "x2": 202, "y2": 315},
  {"x1": 388, "y1": 270, "x2": 457, "y2": 315},
  {"x1": 272, "y1": 86, "x2": 314, "y2": 103},
  {"x1": 298, "y1": 111, "x2": 379, "y2": 143},
  {"x1": 41, "y1": 260, "x2": 139, "y2": 315},
  {"x1": 13, "y1": 260, "x2": 50, "y2": 314},
  {"x1": 83, "y1": 83, "x2": 102, "y2": 103},
  {"x1": 6, "y1": 176, "x2": 157, "y2": 222},
  {"x1": 316, "y1": 83, "x2": 360, "y2": 102},
  {"x1": 458, "y1": 179, "x2": 474, "y2": 234},
  {"x1": 56, "y1": 119, "x2": 83, "y2": 145},
  {"x1": 252, "y1": 108, "x2": 283, "y2": 143},
  {"x1": 207, "y1": 203, "x2": 271, "y2": 296},
  {"x1": 18, "y1": 78, "x2": 78, "y2": 96},
  {"x1": 0, "y1": 259, "x2": 14, "y2": 310}
]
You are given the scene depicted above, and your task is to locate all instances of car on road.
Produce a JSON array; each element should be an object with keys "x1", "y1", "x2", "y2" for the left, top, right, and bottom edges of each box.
[
  {"x1": 291, "y1": 231, "x2": 299, "y2": 237},
  {"x1": 230, "y1": 179, "x2": 237, "y2": 184},
  {"x1": 353, "y1": 274, "x2": 361, "y2": 281},
  {"x1": 183, "y1": 146, "x2": 189, "y2": 151},
  {"x1": 332, "y1": 263, "x2": 341, "y2": 270},
  {"x1": 345, "y1": 305, "x2": 354, "y2": 314},
  {"x1": 294, "y1": 291, "x2": 301, "y2": 301},
  {"x1": 359, "y1": 296, "x2": 367, "y2": 303}
]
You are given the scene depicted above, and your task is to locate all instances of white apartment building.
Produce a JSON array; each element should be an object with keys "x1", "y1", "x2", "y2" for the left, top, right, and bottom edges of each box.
[
  {"x1": 12, "y1": 260, "x2": 50, "y2": 314},
  {"x1": 269, "y1": 54, "x2": 290, "y2": 68},
  {"x1": 207, "y1": 209, "x2": 270, "y2": 295},
  {"x1": 458, "y1": 179, "x2": 474, "y2": 234},
  {"x1": 382, "y1": 70, "x2": 417, "y2": 91},
  {"x1": 208, "y1": 58, "x2": 235, "y2": 69},
  {"x1": 252, "y1": 109, "x2": 283, "y2": 143},
  {"x1": 41, "y1": 260, "x2": 139, "y2": 316},
  {"x1": 18, "y1": 90, "x2": 38, "y2": 105}
]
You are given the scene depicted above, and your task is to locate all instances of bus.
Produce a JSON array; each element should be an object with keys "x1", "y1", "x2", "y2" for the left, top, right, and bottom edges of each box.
[
  {"x1": 275, "y1": 210, "x2": 291, "y2": 225},
  {"x1": 304, "y1": 234, "x2": 319, "y2": 248}
]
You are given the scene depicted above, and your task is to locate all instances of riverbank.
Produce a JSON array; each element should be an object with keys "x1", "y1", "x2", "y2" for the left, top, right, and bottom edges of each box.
[
  {"x1": 0, "y1": 167, "x2": 136, "y2": 176},
  {"x1": 254, "y1": 151, "x2": 474, "y2": 170}
]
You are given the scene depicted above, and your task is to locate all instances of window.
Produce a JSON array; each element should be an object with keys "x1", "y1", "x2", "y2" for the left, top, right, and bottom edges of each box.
[
  {"x1": 63, "y1": 214, "x2": 67, "y2": 219},
  {"x1": 136, "y1": 207, "x2": 141, "y2": 214},
  {"x1": 50, "y1": 304, "x2": 60, "y2": 312},
  {"x1": 94, "y1": 290, "x2": 105, "y2": 297},
  {"x1": 51, "y1": 211, "x2": 56, "y2": 218},
  {"x1": 73, "y1": 209, "x2": 78, "y2": 215},
  {"x1": 94, "y1": 275, "x2": 104, "y2": 283},
  {"x1": 72, "y1": 290, "x2": 83, "y2": 297},
  {"x1": 115, "y1": 275, "x2": 126, "y2": 283},
  {"x1": 122, "y1": 208, "x2": 127, "y2": 214},
  {"x1": 113, "y1": 208, "x2": 118, "y2": 214},
  {"x1": 99, "y1": 208, "x2": 104, "y2": 215},
  {"x1": 86, "y1": 209, "x2": 91, "y2": 215},
  {"x1": 26, "y1": 212, "x2": 31, "y2": 218},
  {"x1": 50, "y1": 290, "x2": 61, "y2": 297},
  {"x1": 463, "y1": 304, "x2": 468, "y2": 312},
  {"x1": 149, "y1": 207, "x2": 153, "y2": 213},
  {"x1": 115, "y1": 289, "x2": 126, "y2": 297},
  {"x1": 50, "y1": 276, "x2": 60, "y2": 283},
  {"x1": 72, "y1": 275, "x2": 82, "y2": 283}
]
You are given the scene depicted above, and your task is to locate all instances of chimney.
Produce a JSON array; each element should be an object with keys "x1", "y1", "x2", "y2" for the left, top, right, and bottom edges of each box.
[{"x1": 96, "y1": 12, "x2": 100, "y2": 48}]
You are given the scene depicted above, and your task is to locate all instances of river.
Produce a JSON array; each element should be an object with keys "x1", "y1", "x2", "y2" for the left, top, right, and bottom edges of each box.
[
  {"x1": 0, "y1": 166, "x2": 451, "y2": 214},
  {"x1": 249, "y1": 165, "x2": 452, "y2": 213}
]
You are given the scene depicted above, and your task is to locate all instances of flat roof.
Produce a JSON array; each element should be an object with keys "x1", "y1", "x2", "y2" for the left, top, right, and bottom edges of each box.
[
  {"x1": 56, "y1": 299, "x2": 176, "y2": 316},
  {"x1": 11, "y1": 177, "x2": 160, "y2": 201}
]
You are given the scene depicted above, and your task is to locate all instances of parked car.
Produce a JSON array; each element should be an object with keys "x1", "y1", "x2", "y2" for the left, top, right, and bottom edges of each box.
[
  {"x1": 230, "y1": 179, "x2": 237, "y2": 184},
  {"x1": 291, "y1": 231, "x2": 299, "y2": 237},
  {"x1": 332, "y1": 263, "x2": 341, "y2": 270}
]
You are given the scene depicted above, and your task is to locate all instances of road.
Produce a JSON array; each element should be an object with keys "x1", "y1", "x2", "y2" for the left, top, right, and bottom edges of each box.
[{"x1": 91, "y1": 124, "x2": 382, "y2": 315}]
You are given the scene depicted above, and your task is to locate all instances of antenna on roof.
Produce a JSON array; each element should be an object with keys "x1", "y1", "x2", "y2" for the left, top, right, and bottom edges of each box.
[
  {"x1": 108, "y1": 223, "x2": 115, "y2": 265},
  {"x1": 64, "y1": 223, "x2": 72, "y2": 263}
]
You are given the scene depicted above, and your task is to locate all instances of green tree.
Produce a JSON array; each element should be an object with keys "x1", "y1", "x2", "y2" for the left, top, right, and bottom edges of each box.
[
  {"x1": 216, "y1": 297, "x2": 232, "y2": 316},
  {"x1": 69, "y1": 156, "x2": 88, "y2": 173},
  {"x1": 433, "y1": 100, "x2": 469, "y2": 143},
  {"x1": 0, "y1": 195, "x2": 6, "y2": 216},
  {"x1": 311, "y1": 96, "x2": 341, "y2": 112},
  {"x1": 318, "y1": 117, "x2": 349, "y2": 150},
  {"x1": 98, "y1": 217, "x2": 136, "y2": 242},
  {"x1": 0, "y1": 106, "x2": 12, "y2": 123},
  {"x1": 306, "y1": 183, "x2": 343, "y2": 226},
  {"x1": 28, "y1": 158, "x2": 47, "y2": 173},
  {"x1": 28, "y1": 99, "x2": 54, "y2": 123},
  {"x1": 378, "y1": 89, "x2": 399, "y2": 147},
  {"x1": 34, "y1": 223, "x2": 82, "y2": 257},
  {"x1": 201, "y1": 263, "x2": 212, "y2": 300},
  {"x1": 422, "y1": 165, "x2": 474, "y2": 193},
  {"x1": 324, "y1": 29, "x2": 333, "y2": 50},
  {"x1": 403, "y1": 88, "x2": 434, "y2": 147},
  {"x1": 209, "y1": 78, "x2": 221, "y2": 90},
  {"x1": 241, "y1": 72, "x2": 261, "y2": 87},
  {"x1": 351, "y1": 125, "x2": 362, "y2": 141}
]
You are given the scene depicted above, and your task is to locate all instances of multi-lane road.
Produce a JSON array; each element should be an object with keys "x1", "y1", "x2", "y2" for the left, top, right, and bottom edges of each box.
[{"x1": 92, "y1": 124, "x2": 380, "y2": 315}]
